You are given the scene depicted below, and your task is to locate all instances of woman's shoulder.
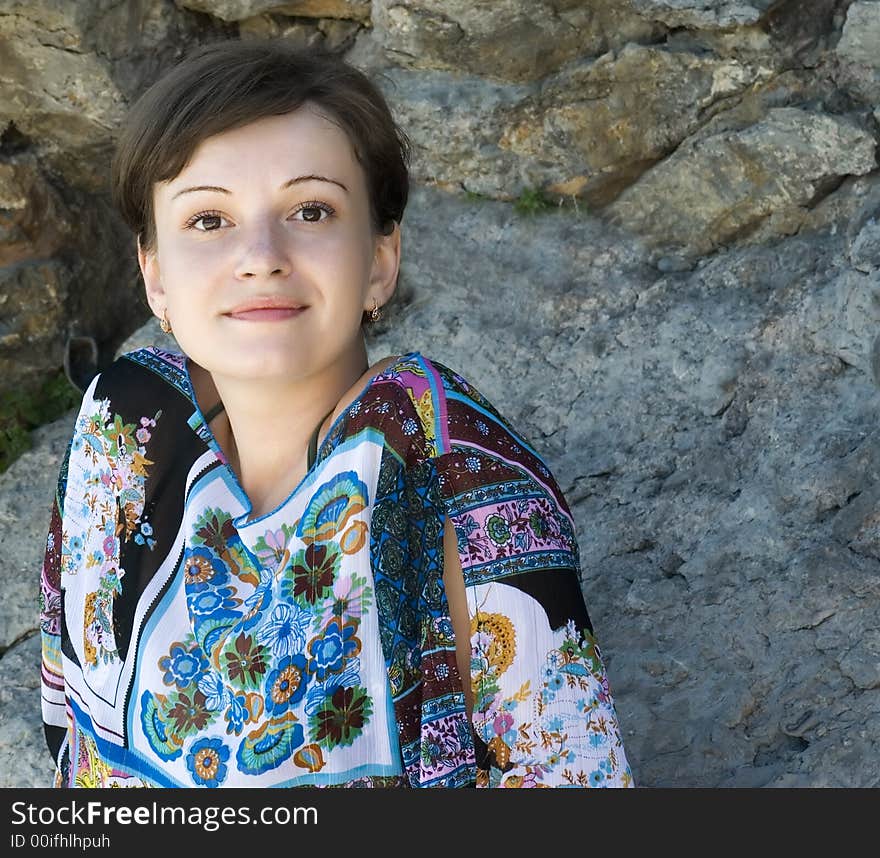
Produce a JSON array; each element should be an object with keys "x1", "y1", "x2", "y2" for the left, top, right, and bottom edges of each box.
[
  {"x1": 366, "y1": 352, "x2": 523, "y2": 459},
  {"x1": 68, "y1": 346, "x2": 194, "y2": 432},
  {"x1": 379, "y1": 352, "x2": 496, "y2": 409}
]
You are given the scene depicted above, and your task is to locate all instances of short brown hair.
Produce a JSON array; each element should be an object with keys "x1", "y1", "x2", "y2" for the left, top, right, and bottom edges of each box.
[{"x1": 111, "y1": 39, "x2": 411, "y2": 251}]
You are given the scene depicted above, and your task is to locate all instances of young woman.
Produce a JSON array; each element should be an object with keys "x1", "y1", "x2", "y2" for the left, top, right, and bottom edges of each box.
[{"x1": 39, "y1": 39, "x2": 633, "y2": 788}]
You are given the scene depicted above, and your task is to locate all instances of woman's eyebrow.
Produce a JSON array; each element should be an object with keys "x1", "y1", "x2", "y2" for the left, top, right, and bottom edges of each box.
[
  {"x1": 171, "y1": 184, "x2": 229, "y2": 200},
  {"x1": 171, "y1": 175, "x2": 349, "y2": 200},
  {"x1": 282, "y1": 174, "x2": 349, "y2": 193}
]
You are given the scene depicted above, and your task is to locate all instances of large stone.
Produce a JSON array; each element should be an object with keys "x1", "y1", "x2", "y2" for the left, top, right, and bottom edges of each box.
[
  {"x1": 376, "y1": 67, "x2": 537, "y2": 198},
  {"x1": 605, "y1": 108, "x2": 877, "y2": 255},
  {"x1": 836, "y1": 1, "x2": 880, "y2": 68},
  {"x1": 176, "y1": 0, "x2": 370, "y2": 22},
  {"x1": 374, "y1": 0, "x2": 662, "y2": 83},
  {"x1": 378, "y1": 46, "x2": 776, "y2": 206},
  {"x1": 0, "y1": 155, "x2": 73, "y2": 267},
  {"x1": 0, "y1": 15, "x2": 125, "y2": 188},
  {"x1": 0, "y1": 415, "x2": 73, "y2": 650},
  {"x1": 499, "y1": 45, "x2": 775, "y2": 205},
  {"x1": 239, "y1": 12, "x2": 361, "y2": 51},
  {"x1": 850, "y1": 217, "x2": 880, "y2": 273},
  {"x1": 0, "y1": 1, "x2": 84, "y2": 50},
  {"x1": 0, "y1": 260, "x2": 69, "y2": 394},
  {"x1": 0, "y1": 633, "x2": 55, "y2": 788},
  {"x1": 629, "y1": 0, "x2": 773, "y2": 28}
]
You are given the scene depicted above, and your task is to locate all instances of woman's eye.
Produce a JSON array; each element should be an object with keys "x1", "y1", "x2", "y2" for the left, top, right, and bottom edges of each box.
[
  {"x1": 293, "y1": 202, "x2": 335, "y2": 223},
  {"x1": 186, "y1": 211, "x2": 228, "y2": 231}
]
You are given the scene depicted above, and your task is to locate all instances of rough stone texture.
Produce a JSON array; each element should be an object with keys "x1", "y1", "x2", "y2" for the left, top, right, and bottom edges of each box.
[
  {"x1": 0, "y1": 415, "x2": 73, "y2": 652},
  {"x1": 239, "y1": 11, "x2": 361, "y2": 49},
  {"x1": 377, "y1": 46, "x2": 780, "y2": 205},
  {"x1": 0, "y1": 633, "x2": 54, "y2": 788},
  {"x1": 2, "y1": 0, "x2": 880, "y2": 789},
  {"x1": 0, "y1": 5, "x2": 127, "y2": 190},
  {"x1": 0, "y1": 155, "x2": 73, "y2": 268},
  {"x1": 836, "y1": 1, "x2": 880, "y2": 68},
  {"x1": 832, "y1": 0, "x2": 880, "y2": 110},
  {"x1": 0, "y1": 260, "x2": 70, "y2": 392},
  {"x1": 178, "y1": 0, "x2": 370, "y2": 22},
  {"x1": 498, "y1": 45, "x2": 776, "y2": 205},
  {"x1": 629, "y1": 0, "x2": 774, "y2": 28},
  {"x1": 373, "y1": 0, "x2": 663, "y2": 83},
  {"x1": 605, "y1": 107, "x2": 877, "y2": 256}
]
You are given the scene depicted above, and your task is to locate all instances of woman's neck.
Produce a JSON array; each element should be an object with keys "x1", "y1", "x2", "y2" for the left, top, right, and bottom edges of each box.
[{"x1": 189, "y1": 342, "x2": 370, "y2": 519}]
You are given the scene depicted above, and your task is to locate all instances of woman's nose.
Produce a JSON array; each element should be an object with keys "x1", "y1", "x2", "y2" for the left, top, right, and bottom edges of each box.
[{"x1": 233, "y1": 223, "x2": 292, "y2": 279}]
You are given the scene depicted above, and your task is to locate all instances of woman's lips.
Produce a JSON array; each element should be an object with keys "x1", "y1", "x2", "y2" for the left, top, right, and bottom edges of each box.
[{"x1": 225, "y1": 306, "x2": 306, "y2": 321}]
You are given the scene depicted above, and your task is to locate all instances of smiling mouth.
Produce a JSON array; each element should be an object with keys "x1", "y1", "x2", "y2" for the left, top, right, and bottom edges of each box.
[{"x1": 224, "y1": 305, "x2": 307, "y2": 322}]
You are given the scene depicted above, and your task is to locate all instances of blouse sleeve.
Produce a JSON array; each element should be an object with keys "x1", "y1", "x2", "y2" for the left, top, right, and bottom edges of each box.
[
  {"x1": 430, "y1": 364, "x2": 634, "y2": 788},
  {"x1": 40, "y1": 432, "x2": 73, "y2": 785}
]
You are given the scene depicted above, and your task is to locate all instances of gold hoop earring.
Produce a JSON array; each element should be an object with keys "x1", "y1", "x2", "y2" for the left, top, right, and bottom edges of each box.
[
  {"x1": 368, "y1": 298, "x2": 382, "y2": 323},
  {"x1": 159, "y1": 310, "x2": 172, "y2": 334}
]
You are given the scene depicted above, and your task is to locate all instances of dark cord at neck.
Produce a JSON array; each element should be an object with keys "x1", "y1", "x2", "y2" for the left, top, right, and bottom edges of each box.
[
  {"x1": 308, "y1": 408, "x2": 335, "y2": 470},
  {"x1": 203, "y1": 401, "x2": 226, "y2": 423}
]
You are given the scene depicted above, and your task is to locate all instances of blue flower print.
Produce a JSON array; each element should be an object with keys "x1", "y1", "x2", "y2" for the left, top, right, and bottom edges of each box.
[
  {"x1": 307, "y1": 619, "x2": 361, "y2": 681},
  {"x1": 256, "y1": 603, "x2": 311, "y2": 658},
  {"x1": 304, "y1": 658, "x2": 362, "y2": 716},
  {"x1": 589, "y1": 770, "x2": 604, "y2": 787},
  {"x1": 436, "y1": 617, "x2": 454, "y2": 639},
  {"x1": 546, "y1": 715, "x2": 564, "y2": 733},
  {"x1": 265, "y1": 654, "x2": 311, "y2": 716},
  {"x1": 69, "y1": 535, "x2": 84, "y2": 565},
  {"x1": 548, "y1": 674, "x2": 565, "y2": 692},
  {"x1": 159, "y1": 643, "x2": 209, "y2": 690},
  {"x1": 187, "y1": 586, "x2": 240, "y2": 618},
  {"x1": 183, "y1": 546, "x2": 229, "y2": 591},
  {"x1": 454, "y1": 515, "x2": 479, "y2": 553},
  {"x1": 223, "y1": 693, "x2": 249, "y2": 736},
  {"x1": 197, "y1": 672, "x2": 229, "y2": 711},
  {"x1": 187, "y1": 737, "x2": 229, "y2": 788}
]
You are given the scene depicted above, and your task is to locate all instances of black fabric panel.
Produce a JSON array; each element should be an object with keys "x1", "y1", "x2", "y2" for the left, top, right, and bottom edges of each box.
[
  {"x1": 43, "y1": 723, "x2": 66, "y2": 768},
  {"x1": 501, "y1": 567, "x2": 593, "y2": 634},
  {"x1": 91, "y1": 357, "x2": 208, "y2": 662}
]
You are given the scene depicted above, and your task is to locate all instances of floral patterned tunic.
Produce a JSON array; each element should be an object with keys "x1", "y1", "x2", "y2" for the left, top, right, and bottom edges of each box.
[{"x1": 40, "y1": 348, "x2": 633, "y2": 788}]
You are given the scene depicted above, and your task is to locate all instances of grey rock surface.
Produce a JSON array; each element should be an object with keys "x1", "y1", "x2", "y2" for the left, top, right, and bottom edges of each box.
[
  {"x1": 629, "y1": 0, "x2": 773, "y2": 28},
  {"x1": 373, "y1": 0, "x2": 662, "y2": 83},
  {"x1": 837, "y1": 1, "x2": 880, "y2": 68},
  {"x1": 0, "y1": 416, "x2": 76, "y2": 788},
  {"x1": 0, "y1": 416, "x2": 75, "y2": 652}
]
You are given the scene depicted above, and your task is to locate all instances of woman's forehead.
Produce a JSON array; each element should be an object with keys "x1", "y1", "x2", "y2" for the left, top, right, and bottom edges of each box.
[{"x1": 163, "y1": 107, "x2": 363, "y2": 192}]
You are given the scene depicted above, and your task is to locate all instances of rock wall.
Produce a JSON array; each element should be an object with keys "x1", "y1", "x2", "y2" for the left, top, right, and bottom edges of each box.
[{"x1": 1, "y1": 0, "x2": 879, "y2": 787}]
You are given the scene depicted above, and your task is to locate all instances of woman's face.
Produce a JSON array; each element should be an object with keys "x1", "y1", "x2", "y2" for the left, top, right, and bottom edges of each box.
[{"x1": 138, "y1": 106, "x2": 399, "y2": 385}]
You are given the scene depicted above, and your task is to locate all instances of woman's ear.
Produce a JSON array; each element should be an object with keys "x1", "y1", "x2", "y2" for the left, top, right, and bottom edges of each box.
[
  {"x1": 367, "y1": 222, "x2": 401, "y2": 310},
  {"x1": 137, "y1": 238, "x2": 165, "y2": 318}
]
